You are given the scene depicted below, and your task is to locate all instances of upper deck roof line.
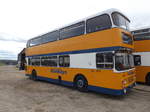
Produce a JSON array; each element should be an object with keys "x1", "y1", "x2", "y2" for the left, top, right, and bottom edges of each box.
[
  {"x1": 59, "y1": 8, "x2": 128, "y2": 28},
  {"x1": 131, "y1": 26, "x2": 150, "y2": 32},
  {"x1": 58, "y1": 8, "x2": 130, "y2": 30},
  {"x1": 28, "y1": 8, "x2": 129, "y2": 41}
]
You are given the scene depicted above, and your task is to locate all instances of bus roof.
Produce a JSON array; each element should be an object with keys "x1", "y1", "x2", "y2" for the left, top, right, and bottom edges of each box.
[
  {"x1": 28, "y1": 8, "x2": 129, "y2": 42},
  {"x1": 131, "y1": 26, "x2": 150, "y2": 32}
]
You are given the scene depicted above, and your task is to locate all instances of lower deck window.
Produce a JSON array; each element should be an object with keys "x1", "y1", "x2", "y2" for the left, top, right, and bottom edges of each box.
[
  {"x1": 96, "y1": 53, "x2": 113, "y2": 69},
  {"x1": 134, "y1": 55, "x2": 141, "y2": 66},
  {"x1": 41, "y1": 56, "x2": 57, "y2": 67},
  {"x1": 27, "y1": 55, "x2": 70, "y2": 67},
  {"x1": 59, "y1": 55, "x2": 70, "y2": 67},
  {"x1": 28, "y1": 58, "x2": 31, "y2": 65},
  {"x1": 30, "y1": 57, "x2": 40, "y2": 66}
]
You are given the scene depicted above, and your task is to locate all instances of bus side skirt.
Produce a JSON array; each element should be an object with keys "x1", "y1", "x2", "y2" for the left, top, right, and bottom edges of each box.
[{"x1": 25, "y1": 74, "x2": 134, "y2": 95}]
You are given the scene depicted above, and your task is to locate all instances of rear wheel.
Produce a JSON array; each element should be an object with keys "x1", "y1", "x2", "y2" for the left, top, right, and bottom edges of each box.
[
  {"x1": 74, "y1": 76, "x2": 88, "y2": 92},
  {"x1": 31, "y1": 70, "x2": 37, "y2": 81},
  {"x1": 146, "y1": 73, "x2": 150, "y2": 85}
]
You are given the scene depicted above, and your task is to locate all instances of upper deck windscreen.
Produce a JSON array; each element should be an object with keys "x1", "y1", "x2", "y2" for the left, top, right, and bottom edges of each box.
[
  {"x1": 86, "y1": 14, "x2": 112, "y2": 33},
  {"x1": 112, "y1": 12, "x2": 130, "y2": 31}
]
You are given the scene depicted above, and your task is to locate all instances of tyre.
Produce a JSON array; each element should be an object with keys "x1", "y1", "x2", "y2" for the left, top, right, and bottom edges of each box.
[
  {"x1": 74, "y1": 76, "x2": 88, "y2": 92},
  {"x1": 31, "y1": 70, "x2": 37, "y2": 81},
  {"x1": 146, "y1": 73, "x2": 150, "y2": 85}
]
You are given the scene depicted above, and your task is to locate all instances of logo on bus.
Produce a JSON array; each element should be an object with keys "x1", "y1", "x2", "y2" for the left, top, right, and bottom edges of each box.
[{"x1": 51, "y1": 69, "x2": 67, "y2": 74}]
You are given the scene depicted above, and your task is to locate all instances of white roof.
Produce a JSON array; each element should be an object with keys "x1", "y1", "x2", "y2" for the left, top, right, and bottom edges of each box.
[
  {"x1": 131, "y1": 26, "x2": 150, "y2": 32},
  {"x1": 58, "y1": 8, "x2": 129, "y2": 30},
  {"x1": 29, "y1": 8, "x2": 129, "y2": 41}
]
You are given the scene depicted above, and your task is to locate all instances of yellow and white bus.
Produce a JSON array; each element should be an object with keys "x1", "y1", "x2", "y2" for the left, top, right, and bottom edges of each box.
[
  {"x1": 25, "y1": 9, "x2": 136, "y2": 95},
  {"x1": 132, "y1": 27, "x2": 150, "y2": 84}
]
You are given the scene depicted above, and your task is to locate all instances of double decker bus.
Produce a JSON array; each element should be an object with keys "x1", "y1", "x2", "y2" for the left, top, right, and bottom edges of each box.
[
  {"x1": 132, "y1": 27, "x2": 150, "y2": 84},
  {"x1": 25, "y1": 9, "x2": 136, "y2": 95}
]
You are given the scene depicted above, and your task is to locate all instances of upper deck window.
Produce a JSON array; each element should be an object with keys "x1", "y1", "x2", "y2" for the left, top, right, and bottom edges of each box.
[
  {"x1": 132, "y1": 29, "x2": 150, "y2": 34},
  {"x1": 134, "y1": 32, "x2": 150, "y2": 41},
  {"x1": 30, "y1": 38, "x2": 42, "y2": 47},
  {"x1": 28, "y1": 30, "x2": 59, "y2": 47},
  {"x1": 60, "y1": 21, "x2": 85, "y2": 40},
  {"x1": 112, "y1": 12, "x2": 130, "y2": 31},
  {"x1": 42, "y1": 30, "x2": 59, "y2": 43},
  {"x1": 86, "y1": 14, "x2": 112, "y2": 34}
]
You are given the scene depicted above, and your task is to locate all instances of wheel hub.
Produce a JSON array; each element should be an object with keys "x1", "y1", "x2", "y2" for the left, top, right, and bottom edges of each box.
[{"x1": 77, "y1": 79, "x2": 84, "y2": 88}]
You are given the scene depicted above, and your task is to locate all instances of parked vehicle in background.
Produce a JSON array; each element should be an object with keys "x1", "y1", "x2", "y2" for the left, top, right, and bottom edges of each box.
[
  {"x1": 132, "y1": 27, "x2": 150, "y2": 84},
  {"x1": 18, "y1": 48, "x2": 26, "y2": 70}
]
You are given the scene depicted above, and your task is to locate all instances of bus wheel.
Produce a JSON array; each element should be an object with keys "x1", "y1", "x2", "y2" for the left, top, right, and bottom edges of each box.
[
  {"x1": 31, "y1": 70, "x2": 37, "y2": 81},
  {"x1": 74, "y1": 75, "x2": 88, "y2": 92},
  {"x1": 146, "y1": 73, "x2": 150, "y2": 85}
]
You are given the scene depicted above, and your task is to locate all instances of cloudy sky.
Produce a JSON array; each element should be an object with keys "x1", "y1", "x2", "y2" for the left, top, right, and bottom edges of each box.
[{"x1": 0, "y1": 0, "x2": 150, "y2": 60}]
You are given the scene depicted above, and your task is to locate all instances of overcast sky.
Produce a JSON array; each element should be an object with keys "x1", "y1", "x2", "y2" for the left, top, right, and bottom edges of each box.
[{"x1": 0, "y1": 0, "x2": 150, "y2": 60}]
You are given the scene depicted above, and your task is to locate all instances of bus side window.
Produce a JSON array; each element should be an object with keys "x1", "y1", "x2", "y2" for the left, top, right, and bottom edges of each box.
[
  {"x1": 35, "y1": 57, "x2": 40, "y2": 66},
  {"x1": 96, "y1": 53, "x2": 105, "y2": 68},
  {"x1": 31, "y1": 57, "x2": 35, "y2": 66},
  {"x1": 41, "y1": 56, "x2": 57, "y2": 67},
  {"x1": 48, "y1": 56, "x2": 57, "y2": 67},
  {"x1": 60, "y1": 21, "x2": 85, "y2": 40},
  {"x1": 105, "y1": 53, "x2": 113, "y2": 69},
  {"x1": 41, "y1": 56, "x2": 48, "y2": 66},
  {"x1": 30, "y1": 37, "x2": 42, "y2": 47},
  {"x1": 59, "y1": 55, "x2": 70, "y2": 67},
  {"x1": 134, "y1": 55, "x2": 141, "y2": 66},
  {"x1": 42, "y1": 30, "x2": 59, "y2": 43},
  {"x1": 30, "y1": 57, "x2": 40, "y2": 66},
  {"x1": 86, "y1": 14, "x2": 111, "y2": 34},
  {"x1": 28, "y1": 58, "x2": 31, "y2": 65},
  {"x1": 96, "y1": 53, "x2": 113, "y2": 69}
]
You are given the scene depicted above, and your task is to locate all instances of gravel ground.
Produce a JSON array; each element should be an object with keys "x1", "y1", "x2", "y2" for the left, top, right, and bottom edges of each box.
[{"x1": 0, "y1": 66, "x2": 150, "y2": 112}]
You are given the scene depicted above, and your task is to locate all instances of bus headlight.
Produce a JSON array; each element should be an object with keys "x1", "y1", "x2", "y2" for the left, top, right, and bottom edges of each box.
[{"x1": 123, "y1": 89, "x2": 127, "y2": 94}]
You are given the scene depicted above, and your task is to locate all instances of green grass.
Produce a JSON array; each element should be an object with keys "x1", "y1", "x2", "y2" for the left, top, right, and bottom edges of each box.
[{"x1": 0, "y1": 62, "x2": 5, "y2": 66}]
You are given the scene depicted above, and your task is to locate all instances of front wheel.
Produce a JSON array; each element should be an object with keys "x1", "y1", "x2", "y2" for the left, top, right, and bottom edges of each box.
[{"x1": 74, "y1": 76, "x2": 88, "y2": 92}]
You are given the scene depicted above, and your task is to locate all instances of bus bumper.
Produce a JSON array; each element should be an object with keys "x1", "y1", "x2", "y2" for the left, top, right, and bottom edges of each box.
[{"x1": 122, "y1": 82, "x2": 136, "y2": 94}]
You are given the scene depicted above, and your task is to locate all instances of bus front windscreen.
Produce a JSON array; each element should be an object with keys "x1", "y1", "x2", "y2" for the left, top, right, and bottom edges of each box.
[
  {"x1": 112, "y1": 12, "x2": 130, "y2": 31},
  {"x1": 115, "y1": 53, "x2": 134, "y2": 71}
]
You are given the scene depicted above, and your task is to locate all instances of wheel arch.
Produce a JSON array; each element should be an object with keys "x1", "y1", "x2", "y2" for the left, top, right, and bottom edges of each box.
[
  {"x1": 145, "y1": 72, "x2": 150, "y2": 84},
  {"x1": 31, "y1": 69, "x2": 36, "y2": 74},
  {"x1": 73, "y1": 73, "x2": 88, "y2": 84}
]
